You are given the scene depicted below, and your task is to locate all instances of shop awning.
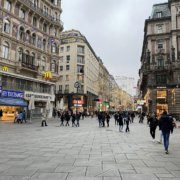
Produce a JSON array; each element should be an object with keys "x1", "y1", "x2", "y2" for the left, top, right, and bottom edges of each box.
[{"x1": 0, "y1": 97, "x2": 28, "y2": 107}]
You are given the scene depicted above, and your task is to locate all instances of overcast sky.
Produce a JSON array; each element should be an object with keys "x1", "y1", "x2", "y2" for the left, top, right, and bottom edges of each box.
[{"x1": 61, "y1": 0, "x2": 166, "y2": 84}]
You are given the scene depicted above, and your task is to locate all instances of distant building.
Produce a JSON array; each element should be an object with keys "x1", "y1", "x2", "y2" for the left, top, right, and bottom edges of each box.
[{"x1": 139, "y1": 0, "x2": 180, "y2": 120}]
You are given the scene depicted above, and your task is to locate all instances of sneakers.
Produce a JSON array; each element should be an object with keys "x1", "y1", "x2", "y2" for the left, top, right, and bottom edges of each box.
[{"x1": 165, "y1": 150, "x2": 169, "y2": 154}]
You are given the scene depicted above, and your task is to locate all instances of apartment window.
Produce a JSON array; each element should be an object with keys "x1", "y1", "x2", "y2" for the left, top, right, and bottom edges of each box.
[
  {"x1": 52, "y1": 43, "x2": 56, "y2": 53},
  {"x1": 18, "y1": 48, "x2": 23, "y2": 61},
  {"x1": 77, "y1": 46, "x2": 85, "y2": 54},
  {"x1": 66, "y1": 65, "x2": 70, "y2": 70},
  {"x1": 156, "y1": 75, "x2": 167, "y2": 85},
  {"x1": 43, "y1": 24, "x2": 47, "y2": 33},
  {"x1": 66, "y1": 75, "x2": 69, "y2": 81},
  {"x1": 33, "y1": 0, "x2": 38, "y2": 7},
  {"x1": 43, "y1": 39, "x2": 46, "y2": 50},
  {"x1": 157, "y1": 12, "x2": 162, "y2": 18},
  {"x1": 2, "y1": 42, "x2": 9, "y2": 59},
  {"x1": 26, "y1": 30, "x2": 31, "y2": 43},
  {"x1": 157, "y1": 25, "x2": 163, "y2": 34},
  {"x1": 32, "y1": 33, "x2": 36, "y2": 46},
  {"x1": 19, "y1": 9, "x2": 25, "y2": 20},
  {"x1": 66, "y1": 55, "x2": 70, "y2": 63},
  {"x1": 67, "y1": 46, "x2": 70, "y2": 52},
  {"x1": 4, "y1": 0, "x2": 11, "y2": 11},
  {"x1": 77, "y1": 55, "x2": 85, "y2": 64},
  {"x1": 59, "y1": 76, "x2": 63, "y2": 81},
  {"x1": 59, "y1": 85, "x2": 62, "y2": 91},
  {"x1": 77, "y1": 65, "x2": 84, "y2": 73},
  {"x1": 65, "y1": 85, "x2": 69, "y2": 92},
  {"x1": 33, "y1": 17, "x2": 37, "y2": 27},
  {"x1": 60, "y1": 47, "x2": 64, "y2": 52},
  {"x1": 4, "y1": 19, "x2": 10, "y2": 33},
  {"x1": 60, "y1": 66, "x2": 63, "y2": 71},
  {"x1": 19, "y1": 27, "x2": 25, "y2": 40},
  {"x1": 157, "y1": 58, "x2": 164, "y2": 67},
  {"x1": 51, "y1": 60, "x2": 56, "y2": 73},
  {"x1": 41, "y1": 57, "x2": 46, "y2": 71},
  {"x1": 60, "y1": 56, "x2": 63, "y2": 62},
  {"x1": 157, "y1": 43, "x2": 163, "y2": 49}
]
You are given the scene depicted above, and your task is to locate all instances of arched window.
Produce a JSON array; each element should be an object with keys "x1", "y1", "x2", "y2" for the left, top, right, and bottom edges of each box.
[
  {"x1": 19, "y1": 8, "x2": 25, "y2": 20},
  {"x1": 2, "y1": 42, "x2": 9, "y2": 59},
  {"x1": 32, "y1": 17, "x2": 37, "y2": 27},
  {"x1": 33, "y1": 0, "x2": 38, "y2": 7},
  {"x1": 4, "y1": 19, "x2": 10, "y2": 33},
  {"x1": 25, "y1": 30, "x2": 31, "y2": 43},
  {"x1": 41, "y1": 57, "x2": 46, "y2": 71},
  {"x1": 42, "y1": 39, "x2": 46, "y2": 51},
  {"x1": 43, "y1": 24, "x2": 47, "y2": 33},
  {"x1": 51, "y1": 60, "x2": 56, "y2": 73},
  {"x1": 52, "y1": 43, "x2": 56, "y2": 53},
  {"x1": 18, "y1": 48, "x2": 23, "y2": 61},
  {"x1": 32, "y1": 33, "x2": 36, "y2": 46},
  {"x1": 31, "y1": 53, "x2": 35, "y2": 65},
  {"x1": 19, "y1": 26, "x2": 25, "y2": 40},
  {"x1": 4, "y1": 0, "x2": 11, "y2": 11}
]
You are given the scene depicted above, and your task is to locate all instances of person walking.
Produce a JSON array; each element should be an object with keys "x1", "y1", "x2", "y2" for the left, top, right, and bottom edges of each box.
[
  {"x1": 130, "y1": 111, "x2": 135, "y2": 123},
  {"x1": 101, "y1": 112, "x2": 106, "y2": 127},
  {"x1": 41, "y1": 112, "x2": 48, "y2": 127},
  {"x1": 124, "y1": 112, "x2": 130, "y2": 132},
  {"x1": 148, "y1": 114, "x2": 158, "y2": 142},
  {"x1": 114, "y1": 112, "x2": 118, "y2": 125},
  {"x1": 71, "y1": 113, "x2": 76, "y2": 127},
  {"x1": 98, "y1": 112, "x2": 102, "y2": 127},
  {"x1": 159, "y1": 111, "x2": 174, "y2": 154},
  {"x1": 0, "y1": 109, "x2": 3, "y2": 121},
  {"x1": 118, "y1": 112, "x2": 123, "y2": 132},
  {"x1": 60, "y1": 112, "x2": 65, "y2": 126},
  {"x1": 65, "y1": 111, "x2": 70, "y2": 126},
  {"x1": 106, "y1": 112, "x2": 111, "y2": 127},
  {"x1": 76, "y1": 112, "x2": 81, "y2": 127}
]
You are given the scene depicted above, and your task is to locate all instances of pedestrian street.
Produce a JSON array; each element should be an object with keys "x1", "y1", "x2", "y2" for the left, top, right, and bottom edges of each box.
[{"x1": 0, "y1": 117, "x2": 180, "y2": 180}]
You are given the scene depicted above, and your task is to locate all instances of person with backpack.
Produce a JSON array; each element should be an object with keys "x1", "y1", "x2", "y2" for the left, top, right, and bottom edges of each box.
[{"x1": 148, "y1": 114, "x2": 158, "y2": 142}]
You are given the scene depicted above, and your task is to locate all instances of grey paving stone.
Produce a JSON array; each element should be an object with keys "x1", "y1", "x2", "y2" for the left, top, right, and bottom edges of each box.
[{"x1": 31, "y1": 172, "x2": 68, "y2": 180}]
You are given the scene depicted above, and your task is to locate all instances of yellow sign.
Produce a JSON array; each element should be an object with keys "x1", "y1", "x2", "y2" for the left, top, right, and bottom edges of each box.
[
  {"x1": 2, "y1": 66, "x2": 8, "y2": 72},
  {"x1": 44, "y1": 71, "x2": 52, "y2": 80}
]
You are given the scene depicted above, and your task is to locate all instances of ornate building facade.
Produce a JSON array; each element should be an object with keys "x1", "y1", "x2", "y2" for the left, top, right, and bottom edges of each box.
[
  {"x1": 139, "y1": 0, "x2": 180, "y2": 119},
  {"x1": 0, "y1": 0, "x2": 63, "y2": 120}
]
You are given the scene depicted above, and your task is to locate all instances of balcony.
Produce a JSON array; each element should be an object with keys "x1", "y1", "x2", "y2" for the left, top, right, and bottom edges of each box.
[
  {"x1": 18, "y1": 0, "x2": 64, "y2": 27},
  {"x1": 21, "y1": 53, "x2": 38, "y2": 71}
]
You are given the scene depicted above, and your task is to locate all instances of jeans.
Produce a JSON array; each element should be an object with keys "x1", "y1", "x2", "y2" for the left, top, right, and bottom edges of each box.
[{"x1": 162, "y1": 131, "x2": 170, "y2": 151}]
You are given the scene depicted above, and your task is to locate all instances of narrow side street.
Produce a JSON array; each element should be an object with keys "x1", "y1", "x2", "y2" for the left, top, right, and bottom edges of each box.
[{"x1": 0, "y1": 117, "x2": 179, "y2": 180}]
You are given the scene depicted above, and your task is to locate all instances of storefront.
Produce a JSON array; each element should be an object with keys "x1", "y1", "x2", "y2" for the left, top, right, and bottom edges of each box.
[
  {"x1": 0, "y1": 90, "x2": 27, "y2": 122},
  {"x1": 156, "y1": 89, "x2": 168, "y2": 116},
  {"x1": 24, "y1": 91, "x2": 55, "y2": 118}
]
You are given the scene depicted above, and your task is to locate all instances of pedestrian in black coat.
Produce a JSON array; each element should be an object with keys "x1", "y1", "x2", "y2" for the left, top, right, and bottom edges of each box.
[
  {"x1": 148, "y1": 114, "x2": 158, "y2": 141},
  {"x1": 106, "y1": 113, "x2": 111, "y2": 127},
  {"x1": 65, "y1": 112, "x2": 70, "y2": 126},
  {"x1": 118, "y1": 113, "x2": 123, "y2": 132}
]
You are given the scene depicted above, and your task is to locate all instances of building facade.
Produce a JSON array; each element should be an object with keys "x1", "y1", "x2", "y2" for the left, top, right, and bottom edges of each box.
[
  {"x1": 56, "y1": 30, "x2": 99, "y2": 112},
  {"x1": 139, "y1": 0, "x2": 180, "y2": 119},
  {"x1": 0, "y1": 0, "x2": 63, "y2": 120}
]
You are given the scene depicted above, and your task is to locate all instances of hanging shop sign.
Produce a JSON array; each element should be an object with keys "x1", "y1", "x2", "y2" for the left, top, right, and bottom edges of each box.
[
  {"x1": 1, "y1": 90, "x2": 24, "y2": 98},
  {"x1": 24, "y1": 91, "x2": 55, "y2": 102}
]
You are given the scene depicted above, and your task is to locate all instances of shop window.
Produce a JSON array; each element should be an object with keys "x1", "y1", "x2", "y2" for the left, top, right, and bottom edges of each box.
[
  {"x1": 4, "y1": 19, "x2": 10, "y2": 33},
  {"x1": 2, "y1": 42, "x2": 9, "y2": 59}
]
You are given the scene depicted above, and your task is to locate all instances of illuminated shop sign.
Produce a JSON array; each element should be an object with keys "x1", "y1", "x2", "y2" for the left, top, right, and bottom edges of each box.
[{"x1": 1, "y1": 90, "x2": 24, "y2": 98}]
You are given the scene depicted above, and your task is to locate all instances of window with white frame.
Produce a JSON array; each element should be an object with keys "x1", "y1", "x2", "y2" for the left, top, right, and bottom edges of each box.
[
  {"x1": 19, "y1": 9, "x2": 25, "y2": 20},
  {"x1": 2, "y1": 42, "x2": 9, "y2": 59},
  {"x1": 60, "y1": 56, "x2": 63, "y2": 62},
  {"x1": 41, "y1": 57, "x2": 46, "y2": 71},
  {"x1": 4, "y1": 0, "x2": 11, "y2": 11},
  {"x1": 157, "y1": 12, "x2": 162, "y2": 18},
  {"x1": 18, "y1": 48, "x2": 23, "y2": 61},
  {"x1": 4, "y1": 19, "x2": 10, "y2": 33}
]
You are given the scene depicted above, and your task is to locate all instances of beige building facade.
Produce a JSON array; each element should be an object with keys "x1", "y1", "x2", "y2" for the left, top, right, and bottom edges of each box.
[
  {"x1": 56, "y1": 30, "x2": 99, "y2": 112},
  {"x1": 0, "y1": 0, "x2": 63, "y2": 120}
]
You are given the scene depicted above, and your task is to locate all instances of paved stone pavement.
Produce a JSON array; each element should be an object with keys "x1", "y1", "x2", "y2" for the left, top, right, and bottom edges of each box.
[{"x1": 0, "y1": 117, "x2": 180, "y2": 180}]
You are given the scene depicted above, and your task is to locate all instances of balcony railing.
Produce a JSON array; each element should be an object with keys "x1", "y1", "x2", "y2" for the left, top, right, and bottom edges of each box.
[{"x1": 18, "y1": 0, "x2": 63, "y2": 26}]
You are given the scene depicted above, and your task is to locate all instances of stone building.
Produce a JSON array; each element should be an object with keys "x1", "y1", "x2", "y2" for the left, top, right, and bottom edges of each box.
[
  {"x1": 139, "y1": 0, "x2": 180, "y2": 119},
  {"x1": 0, "y1": 0, "x2": 63, "y2": 120},
  {"x1": 55, "y1": 30, "x2": 99, "y2": 112}
]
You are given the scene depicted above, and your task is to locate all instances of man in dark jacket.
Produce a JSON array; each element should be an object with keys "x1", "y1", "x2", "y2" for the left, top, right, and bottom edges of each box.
[
  {"x1": 148, "y1": 114, "x2": 158, "y2": 141},
  {"x1": 159, "y1": 111, "x2": 174, "y2": 154}
]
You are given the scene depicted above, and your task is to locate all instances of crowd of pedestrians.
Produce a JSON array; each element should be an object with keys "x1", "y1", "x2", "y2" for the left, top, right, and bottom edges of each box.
[{"x1": 147, "y1": 110, "x2": 176, "y2": 154}]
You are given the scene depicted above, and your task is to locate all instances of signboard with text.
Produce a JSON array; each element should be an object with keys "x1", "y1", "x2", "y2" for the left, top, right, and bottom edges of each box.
[{"x1": 1, "y1": 90, "x2": 24, "y2": 98}]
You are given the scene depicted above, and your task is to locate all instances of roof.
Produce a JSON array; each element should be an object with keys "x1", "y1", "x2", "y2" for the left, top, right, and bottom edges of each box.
[{"x1": 151, "y1": 3, "x2": 170, "y2": 19}]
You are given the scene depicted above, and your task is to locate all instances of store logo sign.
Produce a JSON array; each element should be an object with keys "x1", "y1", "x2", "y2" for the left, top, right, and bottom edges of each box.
[{"x1": 2, "y1": 90, "x2": 24, "y2": 98}]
